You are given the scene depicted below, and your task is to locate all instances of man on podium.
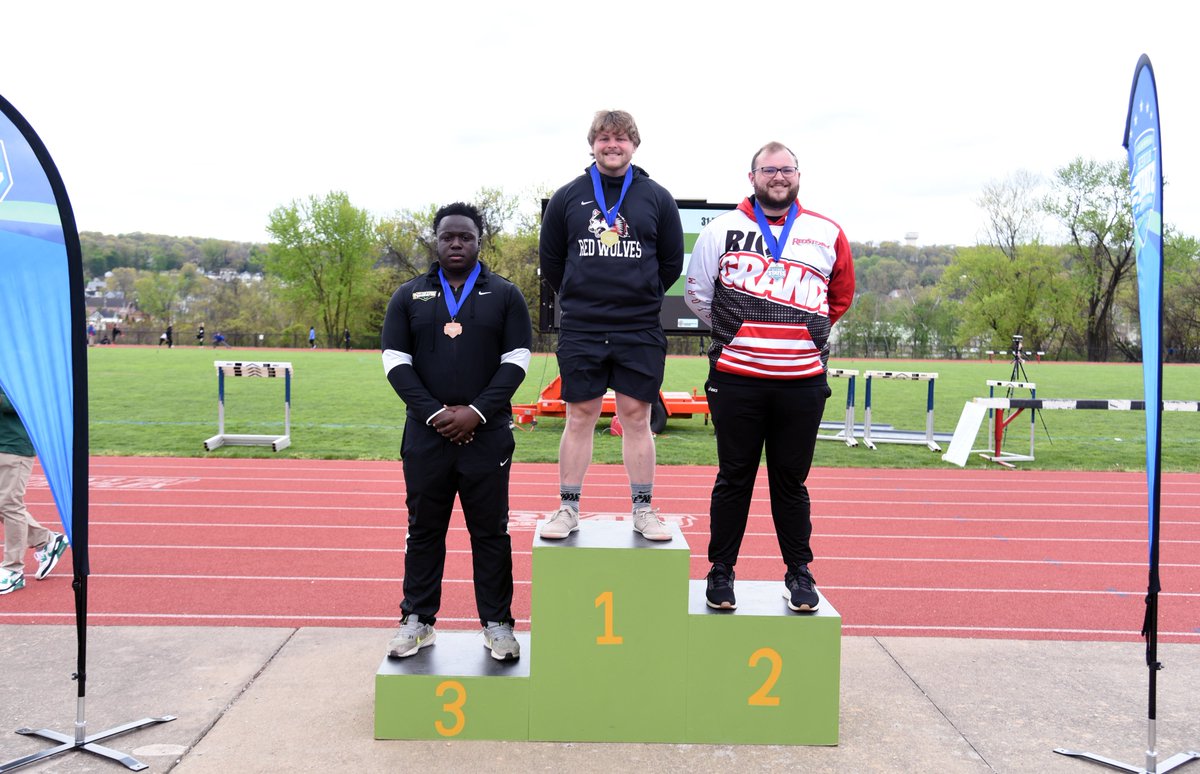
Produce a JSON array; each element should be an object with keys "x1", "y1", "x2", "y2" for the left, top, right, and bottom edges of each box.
[
  {"x1": 685, "y1": 141, "x2": 855, "y2": 613},
  {"x1": 381, "y1": 202, "x2": 532, "y2": 661}
]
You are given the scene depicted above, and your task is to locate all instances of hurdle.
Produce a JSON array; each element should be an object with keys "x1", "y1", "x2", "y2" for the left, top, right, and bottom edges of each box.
[
  {"x1": 943, "y1": 397, "x2": 1200, "y2": 467},
  {"x1": 817, "y1": 368, "x2": 858, "y2": 447},
  {"x1": 861, "y1": 371, "x2": 941, "y2": 452},
  {"x1": 974, "y1": 379, "x2": 1037, "y2": 465},
  {"x1": 985, "y1": 348, "x2": 1044, "y2": 363},
  {"x1": 203, "y1": 361, "x2": 294, "y2": 452}
]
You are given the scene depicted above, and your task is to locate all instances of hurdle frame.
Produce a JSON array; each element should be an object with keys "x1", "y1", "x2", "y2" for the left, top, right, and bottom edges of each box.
[
  {"x1": 943, "y1": 397, "x2": 1200, "y2": 467},
  {"x1": 817, "y1": 368, "x2": 858, "y2": 447},
  {"x1": 861, "y1": 370, "x2": 941, "y2": 452},
  {"x1": 203, "y1": 361, "x2": 293, "y2": 452},
  {"x1": 974, "y1": 379, "x2": 1037, "y2": 466}
]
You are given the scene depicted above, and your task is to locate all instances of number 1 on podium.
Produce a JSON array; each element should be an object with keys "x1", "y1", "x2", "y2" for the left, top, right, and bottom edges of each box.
[{"x1": 595, "y1": 590, "x2": 623, "y2": 645}]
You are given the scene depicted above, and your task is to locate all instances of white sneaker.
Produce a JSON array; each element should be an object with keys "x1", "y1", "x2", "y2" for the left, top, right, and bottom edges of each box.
[
  {"x1": 35, "y1": 533, "x2": 68, "y2": 580},
  {"x1": 0, "y1": 570, "x2": 25, "y2": 595},
  {"x1": 541, "y1": 506, "x2": 579, "y2": 539},
  {"x1": 632, "y1": 506, "x2": 671, "y2": 541}
]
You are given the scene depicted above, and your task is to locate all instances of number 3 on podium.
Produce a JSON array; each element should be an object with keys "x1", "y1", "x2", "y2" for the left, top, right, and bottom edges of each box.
[
  {"x1": 435, "y1": 680, "x2": 467, "y2": 736},
  {"x1": 594, "y1": 590, "x2": 623, "y2": 645}
]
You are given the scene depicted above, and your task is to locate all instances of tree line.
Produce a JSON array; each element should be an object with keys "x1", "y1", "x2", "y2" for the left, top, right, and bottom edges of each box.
[
  {"x1": 837, "y1": 157, "x2": 1199, "y2": 362},
  {"x1": 83, "y1": 160, "x2": 1200, "y2": 361}
]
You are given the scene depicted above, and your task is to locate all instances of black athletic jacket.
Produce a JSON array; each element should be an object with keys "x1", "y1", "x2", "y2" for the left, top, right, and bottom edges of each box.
[{"x1": 381, "y1": 262, "x2": 532, "y2": 429}]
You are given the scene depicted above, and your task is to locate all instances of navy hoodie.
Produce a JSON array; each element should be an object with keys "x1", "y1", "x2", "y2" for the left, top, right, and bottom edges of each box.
[{"x1": 539, "y1": 164, "x2": 684, "y2": 332}]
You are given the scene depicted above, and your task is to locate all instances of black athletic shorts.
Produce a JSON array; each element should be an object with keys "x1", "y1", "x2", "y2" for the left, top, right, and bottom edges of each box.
[{"x1": 555, "y1": 328, "x2": 667, "y2": 404}]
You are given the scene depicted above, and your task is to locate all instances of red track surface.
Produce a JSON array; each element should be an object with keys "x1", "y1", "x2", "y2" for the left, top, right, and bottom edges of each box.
[{"x1": 3, "y1": 457, "x2": 1198, "y2": 643}]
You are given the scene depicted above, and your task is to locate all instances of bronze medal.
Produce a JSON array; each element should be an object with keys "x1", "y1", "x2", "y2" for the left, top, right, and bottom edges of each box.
[
  {"x1": 444, "y1": 321, "x2": 463, "y2": 338},
  {"x1": 600, "y1": 228, "x2": 620, "y2": 247}
]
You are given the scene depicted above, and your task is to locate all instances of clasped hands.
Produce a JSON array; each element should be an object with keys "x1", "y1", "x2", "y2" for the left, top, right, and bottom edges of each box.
[{"x1": 433, "y1": 405, "x2": 480, "y2": 445}]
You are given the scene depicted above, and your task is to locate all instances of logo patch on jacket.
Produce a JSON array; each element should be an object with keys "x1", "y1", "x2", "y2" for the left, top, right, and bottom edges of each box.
[{"x1": 412, "y1": 290, "x2": 438, "y2": 301}]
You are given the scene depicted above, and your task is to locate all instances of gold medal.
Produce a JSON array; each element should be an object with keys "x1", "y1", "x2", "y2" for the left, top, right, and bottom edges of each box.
[
  {"x1": 600, "y1": 228, "x2": 620, "y2": 247},
  {"x1": 443, "y1": 321, "x2": 462, "y2": 338}
]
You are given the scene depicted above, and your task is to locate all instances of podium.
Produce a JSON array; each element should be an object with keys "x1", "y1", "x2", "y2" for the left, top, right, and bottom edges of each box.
[
  {"x1": 374, "y1": 632, "x2": 531, "y2": 741},
  {"x1": 376, "y1": 519, "x2": 841, "y2": 745}
]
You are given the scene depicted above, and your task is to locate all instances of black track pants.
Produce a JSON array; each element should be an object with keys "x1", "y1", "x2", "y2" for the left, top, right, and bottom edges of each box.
[
  {"x1": 706, "y1": 374, "x2": 829, "y2": 569},
  {"x1": 399, "y1": 424, "x2": 516, "y2": 626}
]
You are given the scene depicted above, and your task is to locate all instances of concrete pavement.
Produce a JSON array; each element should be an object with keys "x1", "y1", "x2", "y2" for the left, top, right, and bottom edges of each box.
[{"x1": 2, "y1": 625, "x2": 1198, "y2": 773}]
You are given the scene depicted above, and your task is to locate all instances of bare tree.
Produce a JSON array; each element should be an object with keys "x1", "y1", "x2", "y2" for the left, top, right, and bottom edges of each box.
[
  {"x1": 1042, "y1": 157, "x2": 1134, "y2": 361},
  {"x1": 978, "y1": 169, "x2": 1042, "y2": 260}
]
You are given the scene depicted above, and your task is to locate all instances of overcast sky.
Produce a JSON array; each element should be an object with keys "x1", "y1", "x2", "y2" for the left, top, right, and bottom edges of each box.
[{"x1": 5, "y1": 1, "x2": 1197, "y2": 247}]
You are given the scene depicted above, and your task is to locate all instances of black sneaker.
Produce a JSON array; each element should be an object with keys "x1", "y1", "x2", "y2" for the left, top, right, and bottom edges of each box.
[
  {"x1": 705, "y1": 562, "x2": 736, "y2": 609},
  {"x1": 784, "y1": 564, "x2": 819, "y2": 612}
]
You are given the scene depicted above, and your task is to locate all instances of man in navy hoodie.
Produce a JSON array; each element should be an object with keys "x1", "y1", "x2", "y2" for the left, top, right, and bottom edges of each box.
[{"x1": 539, "y1": 110, "x2": 684, "y2": 542}]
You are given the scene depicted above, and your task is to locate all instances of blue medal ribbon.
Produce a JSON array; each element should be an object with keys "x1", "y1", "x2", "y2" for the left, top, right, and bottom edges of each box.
[
  {"x1": 752, "y1": 199, "x2": 799, "y2": 262},
  {"x1": 589, "y1": 164, "x2": 633, "y2": 228},
  {"x1": 439, "y1": 262, "x2": 481, "y2": 320}
]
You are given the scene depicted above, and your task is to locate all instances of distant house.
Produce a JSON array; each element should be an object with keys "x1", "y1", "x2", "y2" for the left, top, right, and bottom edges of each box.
[
  {"x1": 87, "y1": 308, "x2": 123, "y2": 332},
  {"x1": 205, "y1": 269, "x2": 264, "y2": 284}
]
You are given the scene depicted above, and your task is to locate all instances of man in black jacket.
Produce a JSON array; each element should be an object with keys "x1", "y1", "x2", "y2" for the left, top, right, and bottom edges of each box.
[
  {"x1": 539, "y1": 110, "x2": 684, "y2": 542},
  {"x1": 381, "y1": 202, "x2": 532, "y2": 661}
]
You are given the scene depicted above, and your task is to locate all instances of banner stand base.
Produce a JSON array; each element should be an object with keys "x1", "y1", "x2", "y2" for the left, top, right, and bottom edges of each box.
[
  {"x1": 0, "y1": 715, "x2": 176, "y2": 773},
  {"x1": 1054, "y1": 747, "x2": 1200, "y2": 773}
]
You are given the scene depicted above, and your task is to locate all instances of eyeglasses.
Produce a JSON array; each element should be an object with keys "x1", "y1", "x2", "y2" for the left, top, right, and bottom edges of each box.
[{"x1": 754, "y1": 166, "x2": 799, "y2": 178}]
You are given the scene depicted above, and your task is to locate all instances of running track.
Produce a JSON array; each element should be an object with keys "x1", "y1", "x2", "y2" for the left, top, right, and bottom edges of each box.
[{"x1": 3, "y1": 457, "x2": 1198, "y2": 643}]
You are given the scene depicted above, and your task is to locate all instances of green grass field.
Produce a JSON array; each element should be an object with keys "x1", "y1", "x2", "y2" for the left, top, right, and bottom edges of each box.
[{"x1": 86, "y1": 346, "x2": 1200, "y2": 472}]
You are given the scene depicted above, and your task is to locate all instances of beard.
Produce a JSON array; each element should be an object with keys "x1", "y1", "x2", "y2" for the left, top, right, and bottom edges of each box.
[{"x1": 754, "y1": 179, "x2": 799, "y2": 212}]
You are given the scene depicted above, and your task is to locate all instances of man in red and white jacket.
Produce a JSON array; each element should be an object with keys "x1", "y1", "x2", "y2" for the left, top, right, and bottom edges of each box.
[{"x1": 685, "y1": 140, "x2": 855, "y2": 614}]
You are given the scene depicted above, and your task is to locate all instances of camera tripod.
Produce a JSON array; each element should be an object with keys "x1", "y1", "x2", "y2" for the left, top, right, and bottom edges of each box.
[{"x1": 1001, "y1": 335, "x2": 1051, "y2": 445}]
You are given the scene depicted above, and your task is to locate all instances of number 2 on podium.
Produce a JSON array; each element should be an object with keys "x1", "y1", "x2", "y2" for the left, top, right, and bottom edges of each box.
[
  {"x1": 748, "y1": 647, "x2": 782, "y2": 706},
  {"x1": 594, "y1": 590, "x2": 623, "y2": 645}
]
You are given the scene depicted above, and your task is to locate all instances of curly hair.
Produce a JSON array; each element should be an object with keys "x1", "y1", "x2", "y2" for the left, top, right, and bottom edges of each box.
[
  {"x1": 587, "y1": 110, "x2": 641, "y2": 147},
  {"x1": 433, "y1": 201, "x2": 484, "y2": 235}
]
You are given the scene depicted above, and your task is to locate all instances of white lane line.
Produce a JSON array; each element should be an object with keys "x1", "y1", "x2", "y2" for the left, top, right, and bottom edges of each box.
[
  {"x1": 842, "y1": 624, "x2": 1200, "y2": 637},
  {"x1": 56, "y1": 493, "x2": 1200, "y2": 512},
  {"x1": 2, "y1": 613, "x2": 1196, "y2": 639},
  {"x1": 77, "y1": 509, "x2": 1200, "y2": 528},
  {"x1": 84, "y1": 529, "x2": 1200, "y2": 548},
  {"x1": 60, "y1": 573, "x2": 1200, "y2": 598}
]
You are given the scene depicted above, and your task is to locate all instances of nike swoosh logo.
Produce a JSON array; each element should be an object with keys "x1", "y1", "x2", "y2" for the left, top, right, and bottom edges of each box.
[
  {"x1": 580, "y1": 200, "x2": 594, "y2": 206},
  {"x1": 500, "y1": 458, "x2": 510, "y2": 467},
  {"x1": 478, "y1": 291, "x2": 492, "y2": 295}
]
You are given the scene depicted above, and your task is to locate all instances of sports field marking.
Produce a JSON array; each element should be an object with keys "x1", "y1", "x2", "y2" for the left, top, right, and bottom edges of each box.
[{"x1": 29, "y1": 475, "x2": 202, "y2": 490}]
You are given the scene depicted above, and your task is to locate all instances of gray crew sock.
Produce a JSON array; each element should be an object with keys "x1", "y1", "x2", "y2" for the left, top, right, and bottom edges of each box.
[
  {"x1": 631, "y1": 483, "x2": 653, "y2": 514},
  {"x1": 560, "y1": 485, "x2": 582, "y2": 513}
]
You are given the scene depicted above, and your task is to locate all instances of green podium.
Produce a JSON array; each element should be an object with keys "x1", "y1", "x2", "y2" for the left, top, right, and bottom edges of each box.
[
  {"x1": 375, "y1": 518, "x2": 841, "y2": 745},
  {"x1": 685, "y1": 580, "x2": 841, "y2": 744},
  {"x1": 374, "y1": 631, "x2": 530, "y2": 741},
  {"x1": 528, "y1": 519, "x2": 690, "y2": 742}
]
